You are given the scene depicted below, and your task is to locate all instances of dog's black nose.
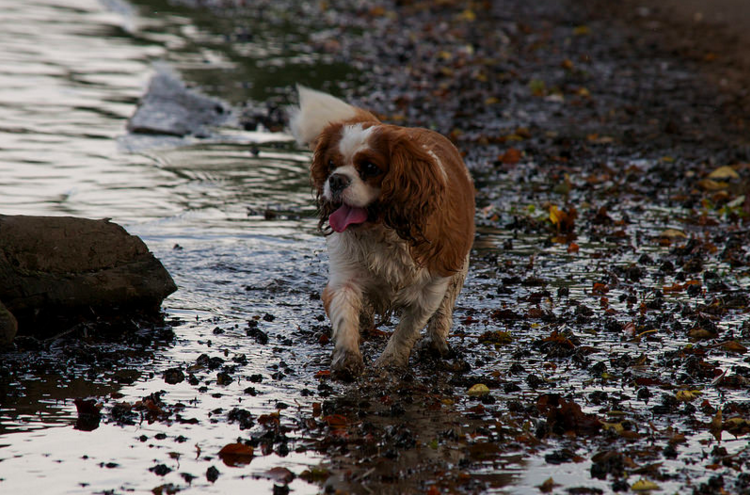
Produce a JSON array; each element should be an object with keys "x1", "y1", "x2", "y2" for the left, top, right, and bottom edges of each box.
[{"x1": 328, "y1": 173, "x2": 351, "y2": 195}]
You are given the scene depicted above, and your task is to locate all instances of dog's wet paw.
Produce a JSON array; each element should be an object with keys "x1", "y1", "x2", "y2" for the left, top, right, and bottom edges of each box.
[
  {"x1": 331, "y1": 349, "x2": 364, "y2": 381},
  {"x1": 416, "y1": 336, "x2": 452, "y2": 359}
]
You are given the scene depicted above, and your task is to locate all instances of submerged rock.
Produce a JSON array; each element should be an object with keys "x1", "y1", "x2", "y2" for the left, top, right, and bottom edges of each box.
[
  {"x1": 0, "y1": 214, "x2": 177, "y2": 343},
  {"x1": 127, "y1": 65, "x2": 231, "y2": 136}
]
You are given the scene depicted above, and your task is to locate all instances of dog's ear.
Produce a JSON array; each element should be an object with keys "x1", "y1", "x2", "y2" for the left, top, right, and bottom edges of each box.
[
  {"x1": 288, "y1": 86, "x2": 378, "y2": 148},
  {"x1": 379, "y1": 131, "x2": 447, "y2": 252},
  {"x1": 310, "y1": 124, "x2": 339, "y2": 193}
]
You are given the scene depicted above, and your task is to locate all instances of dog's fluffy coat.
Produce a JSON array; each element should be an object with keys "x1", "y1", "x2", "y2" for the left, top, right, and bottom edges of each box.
[{"x1": 289, "y1": 86, "x2": 475, "y2": 375}]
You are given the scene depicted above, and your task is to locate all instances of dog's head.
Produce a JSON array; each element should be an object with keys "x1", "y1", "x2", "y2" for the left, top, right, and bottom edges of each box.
[
  {"x1": 310, "y1": 121, "x2": 446, "y2": 244},
  {"x1": 289, "y1": 86, "x2": 474, "y2": 275}
]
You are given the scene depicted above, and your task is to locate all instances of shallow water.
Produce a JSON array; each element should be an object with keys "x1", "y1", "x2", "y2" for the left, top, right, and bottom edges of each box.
[{"x1": 0, "y1": 0, "x2": 330, "y2": 492}]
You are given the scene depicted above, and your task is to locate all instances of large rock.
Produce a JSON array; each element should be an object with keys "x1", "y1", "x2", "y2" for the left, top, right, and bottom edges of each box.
[{"x1": 0, "y1": 215, "x2": 177, "y2": 343}]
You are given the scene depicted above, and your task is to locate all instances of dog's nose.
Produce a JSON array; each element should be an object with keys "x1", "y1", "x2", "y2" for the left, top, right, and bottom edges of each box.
[{"x1": 328, "y1": 173, "x2": 351, "y2": 195}]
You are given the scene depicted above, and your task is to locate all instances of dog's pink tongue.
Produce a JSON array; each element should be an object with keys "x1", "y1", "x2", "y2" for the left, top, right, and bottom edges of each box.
[{"x1": 329, "y1": 204, "x2": 368, "y2": 232}]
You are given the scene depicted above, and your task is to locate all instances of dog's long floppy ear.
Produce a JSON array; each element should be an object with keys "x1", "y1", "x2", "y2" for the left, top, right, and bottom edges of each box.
[
  {"x1": 379, "y1": 131, "x2": 447, "y2": 252},
  {"x1": 288, "y1": 85, "x2": 378, "y2": 148}
]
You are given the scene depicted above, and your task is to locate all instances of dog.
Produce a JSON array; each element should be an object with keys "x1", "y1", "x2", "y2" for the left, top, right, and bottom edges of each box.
[{"x1": 289, "y1": 86, "x2": 475, "y2": 376}]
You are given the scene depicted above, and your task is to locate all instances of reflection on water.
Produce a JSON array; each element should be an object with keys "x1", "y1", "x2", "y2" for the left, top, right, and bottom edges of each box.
[{"x1": 0, "y1": 0, "x2": 331, "y2": 493}]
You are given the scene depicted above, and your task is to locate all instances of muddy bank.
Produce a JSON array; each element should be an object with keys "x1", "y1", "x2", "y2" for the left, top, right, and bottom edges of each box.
[{"x1": 254, "y1": 0, "x2": 750, "y2": 493}]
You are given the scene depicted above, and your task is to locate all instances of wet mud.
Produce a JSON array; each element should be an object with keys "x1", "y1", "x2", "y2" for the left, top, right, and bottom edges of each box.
[{"x1": 2, "y1": 0, "x2": 750, "y2": 494}]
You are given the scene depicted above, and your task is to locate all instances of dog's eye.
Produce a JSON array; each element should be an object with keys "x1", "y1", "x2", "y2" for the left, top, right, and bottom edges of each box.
[
  {"x1": 327, "y1": 159, "x2": 336, "y2": 173},
  {"x1": 360, "y1": 161, "x2": 381, "y2": 179}
]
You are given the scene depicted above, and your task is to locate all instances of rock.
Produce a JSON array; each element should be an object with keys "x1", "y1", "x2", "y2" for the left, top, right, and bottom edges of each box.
[
  {"x1": 0, "y1": 214, "x2": 177, "y2": 342},
  {"x1": 127, "y1": 65, "x2": 231, "y2": 136},
  {"x1": 0, "y1": 300, "x2": 18, "y2": 346}
]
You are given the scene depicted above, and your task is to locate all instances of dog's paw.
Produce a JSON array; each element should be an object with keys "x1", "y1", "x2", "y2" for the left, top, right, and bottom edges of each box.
[
  {"x1": 373, "y1": 351, "x2": 409, "y2": 370},
  {"x1": 331, "y1": 349, "x2": 364, "y2": 381},
  {"x1": 416, "y1": 336, "x2": 452, "y2": 359}
]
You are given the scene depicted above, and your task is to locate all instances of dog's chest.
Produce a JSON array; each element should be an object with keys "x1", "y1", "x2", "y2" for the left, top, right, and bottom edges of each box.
[{"x1": 328, "y1": 227, "x2": 426, "y2": 296}]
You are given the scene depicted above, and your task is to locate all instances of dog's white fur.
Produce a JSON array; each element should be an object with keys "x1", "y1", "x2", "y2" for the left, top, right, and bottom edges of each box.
[{"x1": 289, "y1": 86, "x2": 358, "y2": 147}]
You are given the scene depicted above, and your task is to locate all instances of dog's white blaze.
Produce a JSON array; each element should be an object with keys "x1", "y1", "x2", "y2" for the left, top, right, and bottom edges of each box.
[
  {"x1": 322, "y1": 125, "x2": 380, "y2": 207},
  {"x1": 338, "y1": 123, "x2": 376, "y2": 160}
]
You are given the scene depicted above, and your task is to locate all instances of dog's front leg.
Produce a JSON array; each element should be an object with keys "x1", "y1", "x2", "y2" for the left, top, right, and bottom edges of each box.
[
  {"x1": 322, "y1": 283, "x2": 365, "y2": 377},
  {"x1": 375, "y1": 278, "x2": 450, "y2": 368}
]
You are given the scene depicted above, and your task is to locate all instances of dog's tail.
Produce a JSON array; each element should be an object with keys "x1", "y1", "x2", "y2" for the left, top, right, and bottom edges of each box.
[{"x1": 288, "y1": 85, "x2": 378, "y2": 148}]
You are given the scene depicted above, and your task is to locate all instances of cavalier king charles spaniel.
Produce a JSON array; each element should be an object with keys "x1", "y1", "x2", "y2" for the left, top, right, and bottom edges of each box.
[{"x1": 289, "y1": 86, "x2": 475, "y2": 376}]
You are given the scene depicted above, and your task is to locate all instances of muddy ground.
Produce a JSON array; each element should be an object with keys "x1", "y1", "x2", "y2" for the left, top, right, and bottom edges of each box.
[{"x1": 3, "y1": 0, "x2": 750, "y2": 493}]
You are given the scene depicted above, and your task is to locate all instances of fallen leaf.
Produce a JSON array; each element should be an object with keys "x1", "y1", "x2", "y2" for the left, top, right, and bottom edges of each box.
[
  {"x1": 675, "y1": 390, "x2": 702, "y2": 402},
  {"x1": 467, "y1": 384, "x2": 491, "y2": 397},
  {"x1": 499, "y1": 148, "x2": 522, "y2": 164},
  {"x1": 688, "y1": 328, "x2": 716, "y2": 340},
  {"x1": 697, "y1": 178, "x2": 729, "y2": 191},
  {"x1": 538, "y1": 477, "x2": 558, "y2": 493},
  {"x1": 592, "y1": 282, "x2": 609, "y2": 295},
  {"x1": 660, "y1": 228, "x2": 687, "y2": 239},
  {"x1": 300, "y1": 468, "x2": 330, "y2": 482},
  {"x1": 709, "y1": 410, "x2": 723, "y2": 441},
  {"x1": 631, "y1": 479, "x2": 660, "y2": 491},
  {"x1": 73, "y1": 398, "x2": 102, "y2": 432},
  {"x1": 721, "y1": 341, "x2": 748, "y2": 354},
  {"x1": 723, "y1": 417, "x2": 750, "y2": 436},
  {"x1": 602, "y1": 421, "x2": 624, "y2": 434},
  {"x1": 322, "y1": 414, "x2": 348, "y2": 428},
  {"x1": 218, "y1": 443, "x2": 254, "y2": 467},
  {"x1": 549, "y1": 205, "x2": 577, "y2": 233},
  {"x1": 707, "y1": 165, "x2": 740, "y2": 180}
]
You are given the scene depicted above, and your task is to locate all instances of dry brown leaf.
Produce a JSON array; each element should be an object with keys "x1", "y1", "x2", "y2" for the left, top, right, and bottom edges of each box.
[
  {"x1": 218, "y1": 443, "x2": 254, "y2": 467},
  {"x1": 707, "y1": 165, "x2": 740, "y2": 180}
]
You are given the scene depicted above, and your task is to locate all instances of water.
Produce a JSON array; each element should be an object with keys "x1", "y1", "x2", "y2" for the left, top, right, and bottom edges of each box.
[{"x1": 0, "y1": 0, "x2": 330, "y2": 492}]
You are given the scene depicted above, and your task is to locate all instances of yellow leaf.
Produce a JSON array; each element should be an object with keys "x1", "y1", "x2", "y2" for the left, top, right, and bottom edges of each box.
[
  {"x1": 660, "y1": 228, "x2": 686, "y2": 239},
  {"x1": 484, "y1": 96, "x2": 500, "y2": 105},
  {"x1": 459, "y1": 9, "x2": 476, "y2": 21},
  {"x1": 631, "y1": 479, "x2": 660, "y2": 491},
  {"x1": 709, "y1": 410, "x2": 722, "y2": 441},
  {"x1": 602, "y1": 422, "x2": 624, "y2": 434},
  {"x1": 675, "y1": 390, "x2": 702, "y2": 402},
  {"x1": 573, "y1": 25, "x2": 590, "y2": 36},
  {"x1": 698, "y1": 178, "x2": 729, "y2": 191},
  {"x1": 707, "y1": 165, "x2": 739, "y2": 180},
  {"x1": 549, "y1": 205, "x2": 562, "y2": 226},
  {"x1": 467, "y1": 384, "x2": 490, "y2": 397}
]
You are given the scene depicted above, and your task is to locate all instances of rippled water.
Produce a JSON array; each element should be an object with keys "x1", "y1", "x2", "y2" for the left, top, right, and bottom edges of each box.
[{"x1": 0, "y1": 0, "x2": 332, "y2": 492}]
